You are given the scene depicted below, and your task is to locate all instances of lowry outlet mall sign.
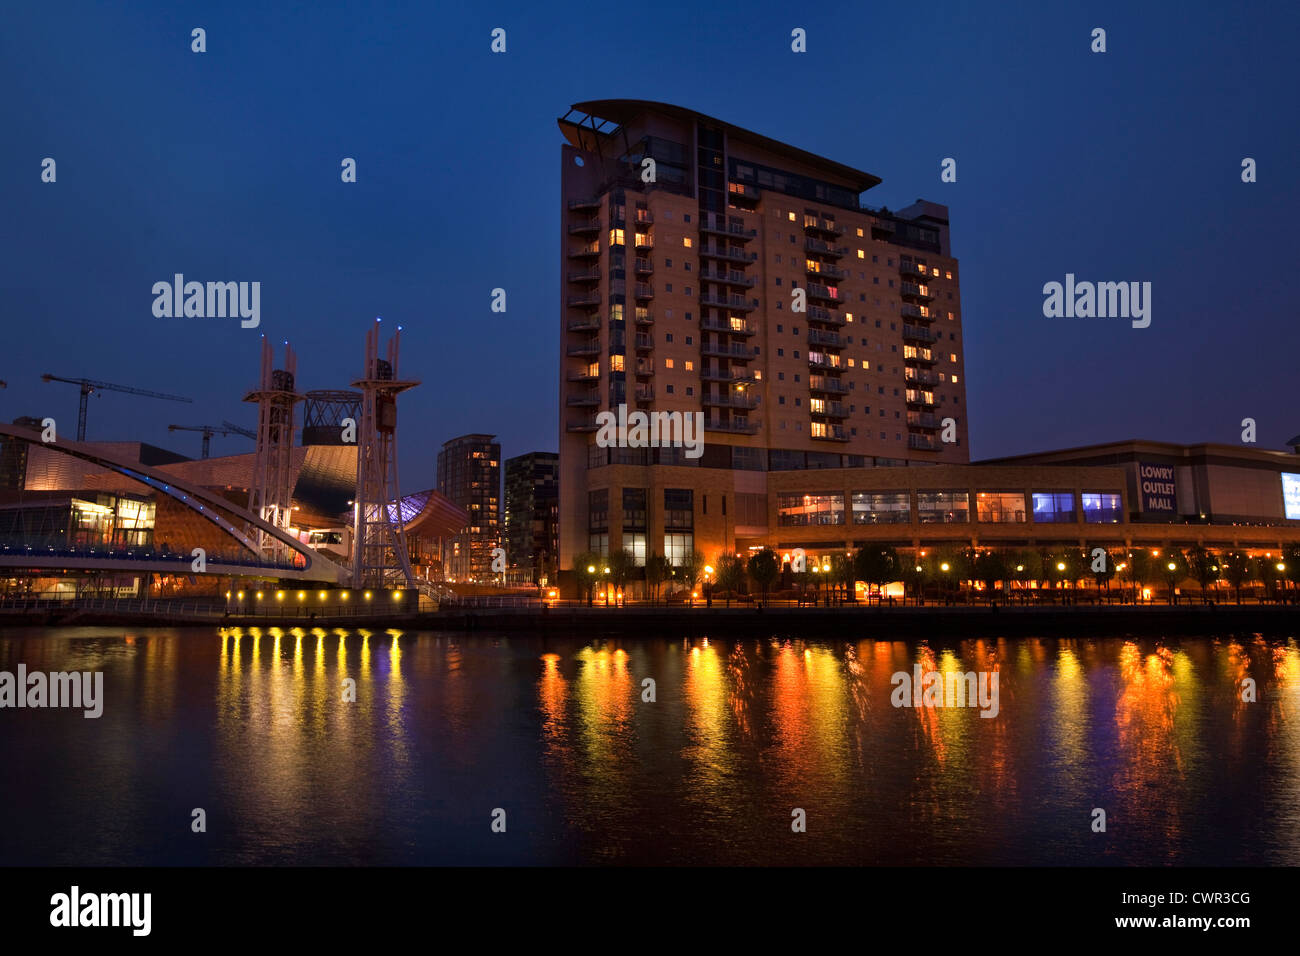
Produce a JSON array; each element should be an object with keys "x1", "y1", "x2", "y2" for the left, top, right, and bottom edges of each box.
[{"x1": 1138, "y1": 462, "x2": 1178, "y2": 513}]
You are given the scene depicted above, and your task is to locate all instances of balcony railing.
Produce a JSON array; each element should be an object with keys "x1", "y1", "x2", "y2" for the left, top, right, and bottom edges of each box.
[
  {"x1": 702, "y1": 392, "x2": 759, "y2": 410},
  {"x1": 807, "y1": 353, "x2": 842, "y2": 371},
  {"x1": 634, "y1": 283, "x2": 655, "y2": 299},
  {"x1": 699, "y1": 269, "x2": 756, "y2": 288},
  {"x1": 634, "y1": 385, "x2": 655, "y2": 402},
  {"x1": 808, "y1": 376, "x2": 849, "y2": 395},
  {"x1": 808, "y1": 329, "x2": 844, "y2": 348},
  {"x1": 728, "y1": 182, "x2": 760, "y2": 202},
  {"x1": 804, "y1": 239, "x2": 848, "y2": 259},
  {"x1": 805, "y1": 262, "x2": 847, "y2": 281},
  {"x1": 567, "y1": 368, "x2": 600, "y2": 382},
  {"x1": 807, "y1": 306, "x2": 846, "y2": 326},
  {"x1": 634, "y1": 359, "x2": 655, "y2": 377},
  {"x1": 908, "y1": 433, "x2": 939, "y2": 450},
  {"x1": 807, "y1": 285, "x2": 843, "y2": 304},
  {"x1": 568, "y1": 243, "x2": 600, "y2": 259},
  {"x1": 904, "y1": 369, "x2": 939, "y2": 387},
  {"x1": 906, "y1": 390, "x2": 936, "y2": 406},
  {"x1": 900, "y1": 303, "x2": 932, "y2": 320},
  {"x1": 700, "y1": 218, "x2": 757, "y2": 241},
  {"x1": 634, "y1": 210, "x2": 654, "y2": 225},
  {"x1": 567, "y1": 197, "x2": 600, "y2": 211},
  {"x1": 634, "y1": 333, "x2": 654, "y2": 351},
  {"x1": 699, "y1": 245, "x2": 758, "y2": 263},
  {"x1": 701, "y1": 368, "x2": 757, "y2": 384},
  {"x1": 699, "y1": 293, "x2": 757, "y2": 312},
  {"x1": 567, "y1": 293, "x2": 601, "y2": 308},
  {"x1": 701, "y1": 317, "x2": 755, "y2": 336},
  {"x1": 634, "y1": 257, "x2": 653, "y2": 274},
  {"x1": 907, "y1": 412, "x2": 939, "y2": 428},
  {"x1": 567, "y1": 268, "x2": 601, "y2": 284},
  {"x1": 803, "y1": 218, "x2": 845, "y2": 237},
  {"x1": 900, "y1": 281, "x2": 933, "y2": 300},
  {"x1": 704, "y1": 417, "x2": 760, "y2": 434},
  {"x1": 566, "y1": 317, "x2": 600, "y2": 332},
  {"x1": 701, "y1": 342, "x2": 757, "y2": 359},
  {"x1": 567, "y1": 218, "x2": 601, "y2": 235},
  {"x1": 810, "y1": 402, "x2": 847, "y2": 419},
  {"x1": 634, "y1": 310, "x2": 654, "y2": 326},
  {"x1": 902, "y1": 324, "x2": 938, "y2": 343},
  {"x1": 566, "y1": 341, "x2": 600, "y2": 357},
  {"x1": 871, "y1": 218, "x2": 896, "y2": 234},
  {"x1": 811, "y1": 425, "x2": 850, "y2": 442},
  {"x1": 899, "y1": 260, "x2": 929, "y2": 279},
  {"x1": 566, "y1": 392, "x2": 600, "y2": 407},
  {"x1": 566, "y1": 416, "x2": 599, "y2": 432}
]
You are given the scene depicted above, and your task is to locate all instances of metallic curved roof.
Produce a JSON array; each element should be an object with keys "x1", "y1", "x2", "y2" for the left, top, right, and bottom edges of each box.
[{"x1": 562, "y1": 99, "x2": 882, "y2": 192}]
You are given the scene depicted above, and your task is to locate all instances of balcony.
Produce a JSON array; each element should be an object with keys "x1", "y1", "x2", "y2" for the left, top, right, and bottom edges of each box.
[
  {"x1": 699, "y1": 292, "x2": 757, "y2": 312},
  {"x1": 900, "y1": 303, "x2": 932, "y2": 321},
  {"x1": 702, "y1": 392, "x2": 759, "y2": 410},
  {"x1": 908, "y1": 433, "x2": 939, "y2": 451},
  {"x1": 634, "y1": 283, "x2": 655, "y2": 300},
  {"x1": 566, "y1": 316, "x2": 600, "y2": 333},
  {"x1": 902, "y1": 324, "x2": 938, "y2": 343},
  {"x1": 634, "y1": 257, "x2": 653, "y2": 275},
  {"x1": 634, "y1": 333, "x2": 654, "y2": 352},
  {"x1": 568, "y1": 243, "x2": 600, "y2": 259},
  {"x1": 906, "y1": 389, "x2": 936, "y2": 407},
  {"x1": 900, "y1": 281, "x2": 933, "y2": 301},
  {"x1": 811, "y1": 424, "x2": 850, "y2": 442},
  {"x1": 728, "y1": 181, "x2": 760, "y2": 203},
  {"x1": 700, "y1": 218, "x2": 757, "y2": 242},
  {"x1": 701, "y1": 342, "x2": 757, "y2": 360},
  {"x1": 906, "y1": 349, "x2": 937, "y2": 366},
  {"x1": 904, "y1": 369, "x2": 939, "y2": 387},
  {"x1": 808, "y1": 376, "x2": 849, "y2": 395},
  {"x1": 807, "y1": 353, "x2": 842, "y2": 371},
  {"x1": 701, "y1": 317, "x2": 755, "y2": 336},
  {"x1": 634, "y1": 359, "x2": 655, "y2": 378},
  {"x1": 566, "y1": 341, "x2": 600, "y2": 357},
  {"x1": 806, "y1": 285, "x2": 844, "y2": 305},
  {"x1": 810, "y1": 400, "x2": 847, "y2": 418},
  {"x1": 567, "y1": 367, "x2": 600, "y2": 382},
  {"x1": 805, "y1": 239, "x2": 848, "y2": 259},
  {"x1": 633, "y1": 235, "x2": 654, "y2": 251},
  {"x1": 634, "y1": 309, "x2": 654, "y2": 326},
  {"x1": 567, "y1": 268, "x2": 601, "y2": 284},
  {"x1": 567, "y1": 218, "x2": 601, "y2": 236},
  {"x1": 871, "y1": 218, "x2": 896, "y2": 234},
  {"x1": 704, "y1": 417, "x2": 760, "y2": 434},
  {"x1": 805, "y1": 262, "x2": 847, "y2": 281},
  {"x1": 899, "y1": 260, "x2": 929, "y2": 279},
  {"x1": 699, "y1": 245, "x2": 758, "y2": 264},
  {"x1": 807, "y1": 329, "x2": 844, "y2": 348},
  {"x1": 634, "y1": 385, "x2": 655, "y2": 403},
  {"x1": 699, "y1": 269, "x2": 756, "y2": 288},
  {"x1": 634, "y1": 210, "x2": 654, "y2": 226},
  {"x1": 567, "y1": 197, "x2": 600, "y2": 211},
  {"x1": 566, "y1": 416, "x2": 599, "y2": 433},
  {"x1": 566, "y1": 391, "x2": 600, "y2": 407},
  {"x1": 807, "y1": 306, "x2": 846, "y2": 327},
  {"x1": 701, "y1": 368, "x2": 757, "y2": 384},
  {"x1": 567, "y1": 293, "x2": 601, "y2": 308},
  {"x1": 907, "y1": 412, "x2": 939, "y2": 428},
  {"x1": 803, "y1": 218, "x2": 845, "y2": 238}
]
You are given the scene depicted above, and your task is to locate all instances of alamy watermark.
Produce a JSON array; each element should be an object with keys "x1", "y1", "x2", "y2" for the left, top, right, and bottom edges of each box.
[
  {"x1": 0, "y1": 665, "x2": 103, "y2": 718},
  {"x1": 1042, "y1": 274, "x2": 1151, "y2": 328},
  {"x1": 595, "y1": 403, "x2": 704, "y2": 459},
  {"x1": 152, "y1": 274, "x2": 260, "y2": 328},
  {"x1": 891, "y1": 665, "x2": 999, "y2": 718}
]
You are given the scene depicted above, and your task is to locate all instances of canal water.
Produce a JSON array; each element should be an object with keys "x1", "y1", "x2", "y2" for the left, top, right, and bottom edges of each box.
[{"x1": 1, "y1": 626, "x2": 1297, "y2": 866}]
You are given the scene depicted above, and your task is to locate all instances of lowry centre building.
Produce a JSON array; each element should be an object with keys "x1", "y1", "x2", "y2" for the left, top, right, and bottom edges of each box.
[{"x1": 555, "y1": 100, "x2": 1300, "y2": 586}]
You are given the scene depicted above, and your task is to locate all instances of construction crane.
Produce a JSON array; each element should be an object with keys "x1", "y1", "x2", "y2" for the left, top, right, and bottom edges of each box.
[
  {"x1": 167, "y1": 422, "x2": 256, "y2": 459},
  {"x1": 42, "y1": 373, "x2": 193, "y2": 441}
]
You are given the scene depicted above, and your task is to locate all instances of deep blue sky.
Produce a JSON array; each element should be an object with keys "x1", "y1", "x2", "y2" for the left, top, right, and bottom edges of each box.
[{"x1": 2, "y1": 0, "x2": 1297, "y2": 486}]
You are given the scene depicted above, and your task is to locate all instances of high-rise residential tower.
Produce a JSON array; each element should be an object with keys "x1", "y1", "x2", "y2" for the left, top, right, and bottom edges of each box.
[
  {"x1": 504, "y1": 451, "x2": 560, "y2": 583},
  {"x1": 436, "y1": 433, "x2": 501, "y2": 581},
  {"x1": 558, "y1": 100, "x2": 967, "y2": 572}
]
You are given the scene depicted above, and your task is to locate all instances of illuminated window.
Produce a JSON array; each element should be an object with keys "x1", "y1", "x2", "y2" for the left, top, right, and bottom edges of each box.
[
  {"x1": 946, "y1": 271, "x2": 953, "y2": 279},
  {"x1": 777, "y1": 492, "x2": 845, "y2": 526},
  {"x1": 610, "y1": 354, "x2": 624, "y2": 372},
  {"x1": 857, "y1": 249, "x2": 864, "y2": 258},
  {"x1": 609, "y1": 228, "x2": 624, "y2": 246},
  {"x1": 664, "y1": 358, "x2": 674, "y2": 369},
  {"x1": 952, "y1": 375, "x2": 958, "y2": 384},
  {"x1": 684, "y1": 360, "x2": 694, "y2": 371},
  {"x1": 682, "y1": 237, "x2": 692, "y2": 248},
  {"x1": 852, "y1": 492, "x2": 910, "y2": 524},
  {"x1": 931, "y1": 267, "x2": 939, "y2": 276},
  {"x1": 1082, "y1": 492, "x2": 1123, "y2": 523},
  {"x1": 856, "y1": 228, "x2": 864, "y2": 237},
  {"x1": 1032, "y1": 492, "x2": 1076, "y2": 523},
  {"x1": 917, "y1": 490, "x2": 969, "y2": 523},
  {"x1": 976, "y1": 492, "x2": 1027, "y2": 523},
  {"x1": 845, "y1": 313, "x2": 853, "y2": 322},
  {"x1": 950, "y1": 353, "x2": 957, "y2": 362},
  {"x1": 788, "y1": 211, "x2": 796, "y2": 221}
]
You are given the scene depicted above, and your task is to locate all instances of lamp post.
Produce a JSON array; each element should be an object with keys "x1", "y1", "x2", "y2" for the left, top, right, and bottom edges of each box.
[
  {"x1": 586, "y1": 564, "x2": 595, "y2": 607},
  {"x1": 703, "y1": 564, "x2": 713, "y2": 608}
]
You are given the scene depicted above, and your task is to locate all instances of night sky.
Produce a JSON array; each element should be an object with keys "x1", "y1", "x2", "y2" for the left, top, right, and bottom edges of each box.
[{"x1": 2, "y1": 0, "x2": 1297, "y2": 487}]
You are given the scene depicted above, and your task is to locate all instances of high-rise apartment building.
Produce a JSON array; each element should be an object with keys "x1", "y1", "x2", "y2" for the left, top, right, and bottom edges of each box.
[
  {"x1": 504, "y1": 451, "x2": 559, "y2": 583},
  {"x1": 558, "y1": 100, "x2": 967, "y2": 571},
  {"x1": 436, "y1": 433, "x2": 501, "y2": 581}
]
